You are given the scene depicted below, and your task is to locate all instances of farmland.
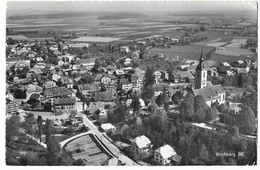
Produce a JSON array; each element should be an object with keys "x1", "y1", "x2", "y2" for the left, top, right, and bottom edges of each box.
[
  {"x1": 6, "y1": 12, "x2": 202, "y2": 41},
  {"x1": 71, "y1": 36, "x2": 123, "y2": 43},
  {"x1": 149, "y1": 45, "x2": 215, "y2": 60}
]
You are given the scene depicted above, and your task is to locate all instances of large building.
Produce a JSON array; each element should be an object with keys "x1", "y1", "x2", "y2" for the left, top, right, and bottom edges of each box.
[{"x1": 193, "y1": 48, "x2": 225, "y2": 106}]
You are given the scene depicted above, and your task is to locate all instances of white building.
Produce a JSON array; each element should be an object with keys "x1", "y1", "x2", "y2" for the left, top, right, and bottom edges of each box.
[{"x1": 154, "y1": 144, "x2": 177, "y2": 165}]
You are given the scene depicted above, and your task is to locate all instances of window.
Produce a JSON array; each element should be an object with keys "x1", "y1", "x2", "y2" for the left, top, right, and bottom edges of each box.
[{"x1": 203, "y1": 71, "x2": 206, "y2": 78}]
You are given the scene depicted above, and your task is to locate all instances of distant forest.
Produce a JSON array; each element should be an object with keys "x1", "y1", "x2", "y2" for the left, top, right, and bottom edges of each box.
[{"x1": 8, "y1": 12, "x2": 147, "y2": 20}]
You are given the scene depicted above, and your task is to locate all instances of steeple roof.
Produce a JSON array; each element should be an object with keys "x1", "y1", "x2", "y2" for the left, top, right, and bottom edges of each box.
[{"x1": 196, "y1": 47, "x2": 205, "y2": 70}]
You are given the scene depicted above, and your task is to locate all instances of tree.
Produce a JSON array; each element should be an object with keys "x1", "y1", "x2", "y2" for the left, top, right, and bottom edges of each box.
[
  {"x1": 130, "y1": 92, "x2": 141, "y2": 117},
  {"x1": 6, "y1": 115, "x2": 21, "y2": 143},
  {"x1": 236, "y1": 105, "x2": 256, "y2": 134},
  {"x1": 238, "y1": 74, "x2": 253, "y2": 88},
  {"x1": 144, "y1": 66, "x2": 155, "y2": 87},
  {"x1": 45, "y1": 119, "x2": 53, "y2": 144},
  {"x1": 46, "y1": 137, "x2": 61, "y2": 165},
  {"x1": 156, "y1": 87, "x2": 167, "y2": 107},
  {"x1": 172, "y1": 91, "x2": 183, "y2": 104},
  {"x1": 229, "y1": 126, "x2": 239, "y2": 137},
  {"x1": 73, "y1": 159, "x2": 86, "y2": 166},
  {"x1": 141, "y1": 85, "x2": 154, "y2": 102},
  {"x1": 199, "y1": 25, "x2": 206, "y2": 32},
  {"x1": 20, "y1": 152, "x2": 47, "y2": 165},
  {"x1": 180, "y1": 93, "x2": 195, "y2": 121},
  {"x1": 205, "y1": 107, "x2": 218, "y2": 121},
  {"x1": 37, "y1": 115, "x2": 43, "y2": 143}
]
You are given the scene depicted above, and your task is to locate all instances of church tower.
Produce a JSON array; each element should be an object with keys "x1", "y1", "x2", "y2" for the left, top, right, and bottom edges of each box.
[{"x1": 195, "y1": 48, "x2": 207, "y2": 89}]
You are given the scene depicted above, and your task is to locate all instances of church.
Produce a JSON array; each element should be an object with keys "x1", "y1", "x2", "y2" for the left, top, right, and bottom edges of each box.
[{"x1": 192, "y1": 49, "x2": 225, "y2": 107}]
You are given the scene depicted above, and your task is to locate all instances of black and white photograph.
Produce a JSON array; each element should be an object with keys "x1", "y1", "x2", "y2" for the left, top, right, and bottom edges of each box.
[{"x1": 4, "y1": 0, "x2": 258, "y2": 166}]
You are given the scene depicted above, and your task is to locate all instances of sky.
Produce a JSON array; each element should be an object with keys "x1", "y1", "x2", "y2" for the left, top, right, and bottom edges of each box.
[{"x1": 6, "y1": 0, "x2": 257, "y2": 15}]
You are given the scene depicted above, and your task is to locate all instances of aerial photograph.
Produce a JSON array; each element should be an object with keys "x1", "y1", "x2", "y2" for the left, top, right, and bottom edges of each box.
[{"x1": 5, "y1": 0, "x2": 257, "y2": 166}]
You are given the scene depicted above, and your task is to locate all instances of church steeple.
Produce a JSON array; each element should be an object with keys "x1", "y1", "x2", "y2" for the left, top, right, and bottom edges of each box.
[
  {"x1": 196, "y1": 47, "x2": 204, "y2": 70},
  {"x1": 195, "y1": 47, "x2": 207, "y2": 89}
]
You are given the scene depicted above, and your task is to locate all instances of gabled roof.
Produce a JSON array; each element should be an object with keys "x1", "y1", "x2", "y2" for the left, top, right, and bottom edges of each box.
[
  {"x1": 94, "y1": 91, "x2": 114, "y2": 101},
  {"x1": 54, "y1": 97, "x2": 76, "y2": 105},
  {"x1": 6, "y1": 100, "x2": 20, "y2": 115},
  {"x1": 101, "y1": 123, "x2": 116, "y2": 131},
  {"x1": 192, "y1": 84, "x2": 225, "y2": 101},
  {"x1": 132, "y1": 135, "x2": 151, "y2": 149},
  {"x1": 94, "y1": 74, "x2": 104, "y2": 81},
  {"x1": 235, "y1": 67, "x2": 249, "y2": 74},
  {"x1": 153, "y1": 83, "x2": 170, "y2": 91},
  {"x1": 41, "y1": 65, "x2": 51, "y2": 74},
  {"x1": 44, "y1": 87, "x2": 73, "y2": 97},
  {"x1": 155, "y1": 144, "x2": 177, "y2": 159},
  {"x1": 29, "y1": 93, "x2": 40, "y2": 100},
  {"x1": 119, "y1": 78, "x2": 130, "y2": 85},
  {"x1": 76, "y1": 58, "x2": 96, "y2": 65},
  {"x1": 172, "y1": 70, "x2": 194, "y2": 79}
]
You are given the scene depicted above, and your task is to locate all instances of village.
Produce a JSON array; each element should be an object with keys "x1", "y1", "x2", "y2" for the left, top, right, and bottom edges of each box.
[{"x1": 5, "y1": 2, "x2": 257, "y2": 166}]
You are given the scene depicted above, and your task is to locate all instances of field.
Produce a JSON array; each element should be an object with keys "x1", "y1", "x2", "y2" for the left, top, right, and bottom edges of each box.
[
  {"x1": 71, "y1": 36, "x2": 123, "y2": 43},
  {"x1": 6, "y1": 13, "x2": 201, "y2": 41},
  {"x1": 64, "y1": 134, "x2": 111, "y2": 165},
  {"x1": 149, "y1": 45, "x2": 215, "y2": 60}
]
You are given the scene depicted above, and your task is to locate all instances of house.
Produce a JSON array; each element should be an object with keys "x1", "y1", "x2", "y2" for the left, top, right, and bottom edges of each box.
[
  {"x1": 53, "y1": 97, "x2": 76, "y2": 110},
  {"x1": 130, "y1": 135, "x2": 152, "y2": 159},
  {"x1": 58, "y1": 60, "x2": 64, "y2": 66},
  {"x1": 154, "y1": 144, "x2": 178, "y2": 165},
  {"x1": 170, "y1": 70, "x2": 194, "y2": 83},
  {"x1": 88, "y1": 101, "x2": 115, "y2": 114},
  {"x1": 153, "y1": 83, "x2": 171, "y2": 97},
  {"x1": 132, "y1": 50, "x2": 140, "y2": 58},
  {"x1": 120, "y1": 46, "x2": 129, "y2": 53},
  {"x1": 124, "y1": 58, "x2": 132, "y2": 66},
  {"x1": 154, "y1": 71, "x2": 162, "y2": 80},
  {"x1": 69, "y1": 43, "x2": 89, "y2": 48},
  {"x1": 27, "y1": 93, "x2": 43, "y2": 106},
  {"x1": 6, "y1": 99, "x2": 20, "y2": 116},
  {"x1": 222, "y1": 62, "x2": 231, "y2": 67},
  {"x1": 234, "y1": 67, "x2": 250, "y2": 74},
  {"x1": 26, "y1": 83, "x2": 42, "y2": 92},
  {"x1": 93, "y1": 91, "x2": 114, "y2": 102},
  {"x1": 94, "y1": 74, "x2": 117, "y2": 91},
  {"x1": 78, "y1": 83, "x2": 100, "y2": 97},
  {"x1": 44, "y1": 80, "x2": 57, "y2": 90},
  {"x1": 52, "y1": 73, "x2": 61, "y2": 82},
  {"x1": 217, "y1": 66, "x2": 233, "y2": 75},
  {"x1": 101, "y1": 123, "x2": 116, "y2": 133},
  {"x1": 60, "y1": 76, "x2": 73, "y2": 89},
  {"x1": 43, "y1": 87, "x2": 73, "y2": 98},
  {"x1": 115, "y1": 69, "x2": 126, "y2": 77},
  {"x1": 119, "y1": 78, "x2": 133, "y2": 91},
  {"x1": 41, "y1": 65, "x2": 51, "y2": 75},
  {"x1": 76, "y1": 58, "x2": 97, "y2": 70},
  {"x1": 14, "y1": 61, "x2": 30, "y2": 71},
  {"x1": 208, "y1": 67, "x2": 219, "y2": 77},
  {"x1": 192, "y1": 84, "x2": 225, "y2": 106},
  {"x1": 6, "y1": 93, "x2": 14, "y2": 101},
  {"x1": 126, "y1": 98, "x2": 145, "y2": 108},
  {"x1": 53, "y1": 50, "x2": 61, "y2": 56}
]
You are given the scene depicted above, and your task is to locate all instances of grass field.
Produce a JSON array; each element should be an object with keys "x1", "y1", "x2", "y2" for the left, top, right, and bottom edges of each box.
[
  {"x1": 71, "y1": 36, "x2": 123, "y2": 43},
  {"x1": 149, "y1": 45, "x2": 215, "y2": 60}
]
